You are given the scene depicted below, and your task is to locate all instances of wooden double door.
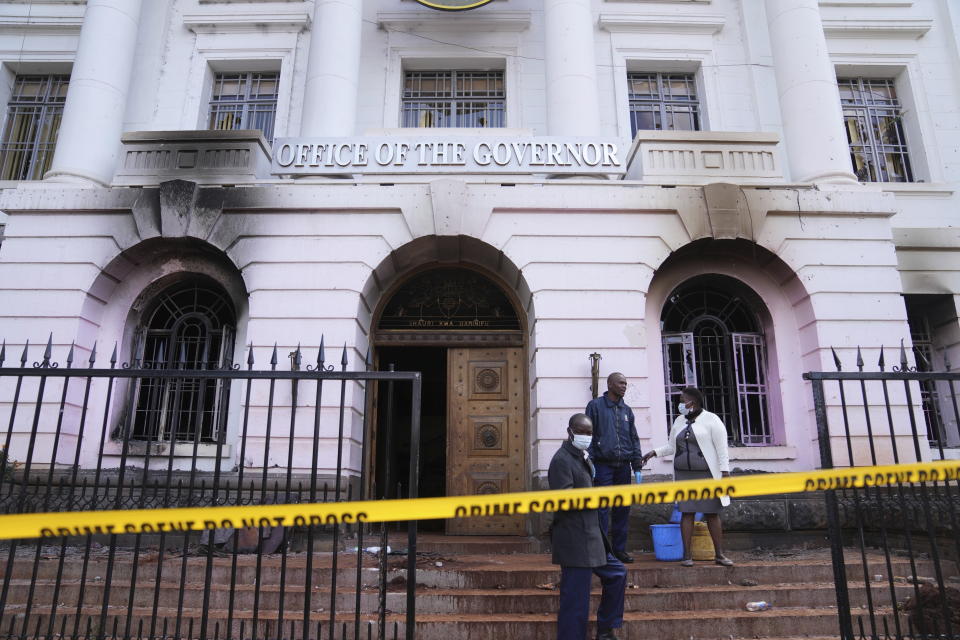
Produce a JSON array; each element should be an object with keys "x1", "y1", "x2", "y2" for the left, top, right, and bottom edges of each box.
[{"x1": 445, "y1": 347, "x2": 525, "y2": 535}]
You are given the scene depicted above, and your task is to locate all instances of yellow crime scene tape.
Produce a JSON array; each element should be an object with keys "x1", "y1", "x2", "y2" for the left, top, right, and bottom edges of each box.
[{"x1": 2, "y1": 460, "x2": 958, "y2": 541}]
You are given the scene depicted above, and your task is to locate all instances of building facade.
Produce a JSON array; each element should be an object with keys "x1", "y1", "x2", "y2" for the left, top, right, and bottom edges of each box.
[{"x1": 1, "y1": 0, "x2": 959, "y2": 533}]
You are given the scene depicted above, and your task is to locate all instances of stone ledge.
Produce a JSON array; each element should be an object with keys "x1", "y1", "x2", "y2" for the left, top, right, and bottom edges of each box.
[
  {"x1": 623, "y1": 130, "x2": 783, "y2": 185},
  {"x1": 114, "y1": 130, "x2": 273, "y2": 187},
  {"x1": 730, "y1": 445, "x2": 798, "y2": 461}
]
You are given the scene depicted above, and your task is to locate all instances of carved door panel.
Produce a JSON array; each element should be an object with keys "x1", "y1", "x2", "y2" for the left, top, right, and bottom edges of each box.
[{"x1": 446, "y1": 347, "x2": 525, "y2": 535}]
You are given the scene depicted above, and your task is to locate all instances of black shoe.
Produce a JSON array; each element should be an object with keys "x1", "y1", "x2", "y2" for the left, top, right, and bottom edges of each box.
[
  {"x1": 613, "y1": 550, "x2": 634, "y2": 564},
  {"x1": 596, "y1": 630, "x2": 618, "y2": 640}
]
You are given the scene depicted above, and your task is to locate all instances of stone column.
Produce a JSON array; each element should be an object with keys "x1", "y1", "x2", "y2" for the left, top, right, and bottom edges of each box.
[
  {"x1": 301, "y1": 0, "x2": 363, "y2": 136},
  {"x1": 765, "y1": 0, "x2": 856, "y2": 183},
  {"x1": 46, "y1": 0, "x2": 143, "y2": 186},
  {"x1": 544, "y1": 0, "x2": 601, "y2": 136}
]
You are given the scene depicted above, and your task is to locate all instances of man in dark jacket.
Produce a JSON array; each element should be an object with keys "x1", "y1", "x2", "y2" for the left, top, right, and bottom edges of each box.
[
  {"x1": 585, "y1": 372, "x2": 642, "y2": 563},
  {"x1": 549, "y1": 413, "x2": 627, "y2": 640}
]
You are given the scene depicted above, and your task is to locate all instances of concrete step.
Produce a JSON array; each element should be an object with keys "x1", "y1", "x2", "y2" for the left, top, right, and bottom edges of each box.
[
  {"x1": 0, "y1": 604, "x2": 895, "y2": 639},
  {"x1": 0, "y1": 552, "x2": 940, "y2": 589},
  {"x1": 0, "y1": 579, "x2": 912, "y2": 614}
]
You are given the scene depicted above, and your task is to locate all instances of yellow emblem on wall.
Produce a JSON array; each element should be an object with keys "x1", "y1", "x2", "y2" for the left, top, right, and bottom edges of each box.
[{"x1": 414, "y1": 0, "x2": 494, "y2": 10}]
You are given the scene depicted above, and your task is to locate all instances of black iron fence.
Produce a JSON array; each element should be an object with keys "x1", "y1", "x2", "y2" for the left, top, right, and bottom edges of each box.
[
  {"x1": 805, "y1": 344, "x2": 960, "y2": 640},
  {"x1": 0, "y1": 336, "x2": 422, "y2": 640}
]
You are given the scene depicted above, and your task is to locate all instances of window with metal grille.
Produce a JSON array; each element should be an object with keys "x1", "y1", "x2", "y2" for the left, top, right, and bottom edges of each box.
[
  {"x1": 838, "y1": 77, "x2": 913, "y2": 183},
  {"x1": 401, "y1": 71, "x2": 505, "y2": 128},
  {"x1": 904, "y1": 296, "x2": 949, "y2": 446},
  {"x1": 661, "y1": 276, "x2": 772, "y2": 445},
  {"x1": 0, "y1": 75, "x2": 69, "y2": 181},
  {"x1": 208, "y1": 72, "x2": 279, "y2": 142},
  {"x1": 627, "y1": 73, "x2": 700, "y2": 138},
  {"x1": 130, "y1": 279, "x2": 236, "y2": 444}
]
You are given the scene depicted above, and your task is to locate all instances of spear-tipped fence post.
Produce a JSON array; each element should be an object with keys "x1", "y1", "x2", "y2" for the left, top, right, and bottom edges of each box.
[
  {"x1": 899, "y1": 339, "x2": 909, "y2": 370},
  {"x1": 856, "y1": 346, "x2": 864, "y2": 372},
  {"x1": 0, "y1": 339, "x2": 5, "y2": 367},
  {"x1": 247, "y1": 342, "x2": 255, "y2": 370},
  {"x1": 341, "y1": 343, "x2": 348, "y2": 369},
  {"x1": 41, "y1": 333, "x2": 53, "y2": 367},
  {"x1": 19, "y1": 339, "x2": 29, "y2": 366},
  {"x1": 878, "y1": 346, "x2": 886, "y2": 372},
  {"x1": 66, "y1": 342, "x2": 75, "y2": 368},
  {"x1": 89, "y1": 341, "x2": 97, "y2": 368},
  {"x1": 292, "y1": 343, "x2": 302, "y2": 371},
  {"x1": 318, "y1": 335, "x2": 326, "y2": 369},
  {"x1": 270, "y1": 343, "x2": 278, "y2": 371},
  {"x1": 831, "y1": 347, "x2": 842, "y2": 372},
  {"x1": 109, "y1": 343, "x2": 118, "y2": 369}
]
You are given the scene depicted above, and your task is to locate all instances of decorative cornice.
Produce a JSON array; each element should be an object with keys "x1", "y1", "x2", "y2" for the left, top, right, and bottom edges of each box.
[
  {"x1": 0, "y1": 15, "x2": 83, "y2": 30},
  {"x1": 182, "y1": 11, "x2": 311, "y2": 34},
  {"x1": 598, "y1": 13, "x2": 725, "y2": 35},
  {"x1": 822, "y1": 18, "x2": 933, "y2": 39},
  {"x1": 377, "y1": 11, "x2": 531, "y2": 33},
  {"x1": 820, "y1": 0, "x2": 912, "y2": 6}
]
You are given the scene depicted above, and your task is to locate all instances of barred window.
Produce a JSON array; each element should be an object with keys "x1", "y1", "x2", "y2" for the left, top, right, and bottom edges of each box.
[
  {"x1": 208, "y1": 72, "x2": 279, "y2": 143},
  {"x1": 839, "y1": 77, "x2": 913, "y2": 183},
  {"x1": 0, "y1": 75, "x2": 69, "y2": 181},
  {"x1": 628, "y1": 73, "x2": 700, "y2": 138},
  {"x1": 130, "y1": 279, "x2": 236, "y2": 444},
  {"x1": 904, "y1": 295, "x2": 951, "y2": 447},
  {"x1": 661, "y1": 276, "x2": 772, "y2": 446},
  {"x1": 401, "y1": 71, "x2": 505, "y2": 128}
]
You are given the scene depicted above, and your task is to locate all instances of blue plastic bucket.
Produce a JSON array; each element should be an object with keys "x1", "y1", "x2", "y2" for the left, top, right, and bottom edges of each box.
[{"x1": 650, "y1": 523, "x2": 684, "y2": 561}]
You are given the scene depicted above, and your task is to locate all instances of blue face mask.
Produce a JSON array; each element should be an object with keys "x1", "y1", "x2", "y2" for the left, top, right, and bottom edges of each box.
[
  {"x1": 571, "y1": 434, "x2": 592, "y2": 450},
  {"x1": 678, "y1": 402, "x2": 690, "y2": 416}
]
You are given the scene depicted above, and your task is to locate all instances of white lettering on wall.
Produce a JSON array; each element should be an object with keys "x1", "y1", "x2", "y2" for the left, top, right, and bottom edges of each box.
[{"x1": 273, "y1": 136, "x2": 624, "y2": 176}]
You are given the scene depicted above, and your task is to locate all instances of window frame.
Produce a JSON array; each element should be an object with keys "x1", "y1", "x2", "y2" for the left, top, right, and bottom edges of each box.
[
  {"x1": 626, "y1": 72, "x2": 702, "y2": 138},
  {"x1": 400, "y1": 70, "x2": 506, "y2": 129},
  {"x1": 129, "y1": 279, "x2": 237, "y2": 445},
  {"x1": 0, "y1": 74, "x2": 69, "y2": 181},
  {"x1": 207, "y1": 71, "x2": 280, "y2": 143},
  {"x1": 660, "y1": 279, "x2": 775, "y2": 446},
  {"x1": 838, "y1": 76, "x2": 914, "y2": 183}
]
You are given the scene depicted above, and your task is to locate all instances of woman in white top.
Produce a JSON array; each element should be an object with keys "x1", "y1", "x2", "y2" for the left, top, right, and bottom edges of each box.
[{"x1": 641, "y1": 387, "x2": 733, "y2": 567}]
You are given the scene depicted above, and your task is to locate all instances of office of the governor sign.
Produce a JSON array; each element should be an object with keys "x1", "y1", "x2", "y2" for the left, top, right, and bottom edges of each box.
[{"x1": 272, "y1": 136, "x2": 626, "y2": 175}]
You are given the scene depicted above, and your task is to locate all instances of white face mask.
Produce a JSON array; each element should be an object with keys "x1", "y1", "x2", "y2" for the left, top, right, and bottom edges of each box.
[
  {"x1": 678, "y1": 402, "x2": 691, "y2": 416},
  {"x1": 571, "y1": 434, "x2": 592, "y2": 450}
]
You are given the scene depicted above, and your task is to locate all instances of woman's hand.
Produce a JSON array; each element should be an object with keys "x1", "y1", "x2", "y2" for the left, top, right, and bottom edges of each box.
[{"x1": 641, "y1": 451, "x2": 656, "y2": 465}]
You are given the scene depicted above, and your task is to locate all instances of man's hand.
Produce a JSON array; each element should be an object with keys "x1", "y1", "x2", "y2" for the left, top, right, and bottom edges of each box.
[
  {"x1": 634, "y1": 471, "x2": 642, "y2": 484},
  {"x1": 640, "y1": 451, "x2": 656, "y2": 466}
]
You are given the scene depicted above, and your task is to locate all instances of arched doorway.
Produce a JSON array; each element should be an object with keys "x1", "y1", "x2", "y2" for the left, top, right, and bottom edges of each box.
[
  {"x1": 661, "y1": 274, "x2": 772, "y2": 445},
  {"x1": 372, "y1": 266, "x2": 526, "y2": 535}
]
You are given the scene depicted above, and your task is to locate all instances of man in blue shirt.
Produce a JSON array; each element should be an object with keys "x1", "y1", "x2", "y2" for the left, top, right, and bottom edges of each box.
[{"x1": 585, "y1": 372, "x2": 643, "y2": 563}]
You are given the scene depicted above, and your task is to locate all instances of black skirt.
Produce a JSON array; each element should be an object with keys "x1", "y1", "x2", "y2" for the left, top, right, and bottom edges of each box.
[{"x1": 673, "y1": 468, "x2": 723, "y2": 514}]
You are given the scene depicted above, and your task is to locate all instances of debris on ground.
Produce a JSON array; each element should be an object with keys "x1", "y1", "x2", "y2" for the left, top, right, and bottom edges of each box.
[
  {"x1": 900, "y1": 583, "x2": 960, "y2": 631},
  {"x1": 740, "y1": 578, "x2": 759, "y2": 587},
  {"x1": 536, "y1": 583, "x2": 555, "y2": 590}
]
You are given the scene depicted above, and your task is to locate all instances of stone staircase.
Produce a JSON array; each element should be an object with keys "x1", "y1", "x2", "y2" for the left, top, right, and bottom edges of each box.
[{"x1": 0, "y1": 536, "x2": 939, "y2": 639}]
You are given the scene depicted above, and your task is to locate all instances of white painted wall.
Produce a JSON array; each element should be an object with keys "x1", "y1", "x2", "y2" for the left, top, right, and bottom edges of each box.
[{"x1": 0, "y1": 0, "x2": 958, "y2": 480}]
